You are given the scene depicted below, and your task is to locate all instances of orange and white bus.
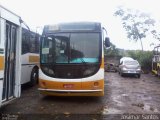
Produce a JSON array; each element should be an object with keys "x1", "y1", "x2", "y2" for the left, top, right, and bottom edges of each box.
[
  {"x1": 0, "y1": 5, "x2": 40, "y2": 107},
  {"x1": 21, "y1": 27, "x2": 40, "y2": 86},
  {"x1": 38, "y1": 22, "x2": 110, "y2": 96},
  {"x1": 0, "y1": 5, "x2": 22, "y2": 106}
]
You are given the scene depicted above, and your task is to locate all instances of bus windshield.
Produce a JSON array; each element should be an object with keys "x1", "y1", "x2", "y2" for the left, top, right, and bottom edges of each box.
[{"x1": 41, "y1": 33, "x2": 100, "y2": 64}]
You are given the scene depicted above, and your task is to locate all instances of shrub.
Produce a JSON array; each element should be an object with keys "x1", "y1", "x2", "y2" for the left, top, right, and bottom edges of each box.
[{"x1": 127, "y1": 50, "x2": 153, "y2": 73}]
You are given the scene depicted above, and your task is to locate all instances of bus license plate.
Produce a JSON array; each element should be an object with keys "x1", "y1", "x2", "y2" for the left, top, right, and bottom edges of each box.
[{"x1": 63, "y1": 84, "x2": 74, "y2": 89}]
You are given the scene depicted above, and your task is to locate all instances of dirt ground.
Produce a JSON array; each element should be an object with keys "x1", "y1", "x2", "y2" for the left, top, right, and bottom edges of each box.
[
  {"x1": 104, "y1": 72, "x2": 160, "y2": 114},
  {"x1": 0, "y1": 72, "x2": 160, "y2": 119}
]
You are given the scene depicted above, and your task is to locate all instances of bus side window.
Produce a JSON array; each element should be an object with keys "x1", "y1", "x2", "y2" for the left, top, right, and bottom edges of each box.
[
  {"x1": 22, "y1": 29, "x2": 30, "y2": 54},
  {"x1": 30, "y1": 33, "x2": 36, "y2": 53},
  {"x1": 35, "y1": 34, "x2": 40, "y2": 53}
]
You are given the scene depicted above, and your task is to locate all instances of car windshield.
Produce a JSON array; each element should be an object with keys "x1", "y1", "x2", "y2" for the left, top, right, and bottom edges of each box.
[{"x1": 41, "y1": 33, "x2": 100, "y2": 64}]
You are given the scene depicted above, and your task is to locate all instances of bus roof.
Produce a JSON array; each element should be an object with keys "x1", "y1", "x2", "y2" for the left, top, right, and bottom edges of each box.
[
  {"x1": 0, "y1": 4, "x2": 29, "y2": 27},
  {"x1": 42, "y1": 22, "x2": 102, "y2": 34},
  {"x1": 0, "y1": 4, "x2": 20, "y2": 18},
  {"x1": 0, "y1": 4, "x2": 21, "y2": 25}
]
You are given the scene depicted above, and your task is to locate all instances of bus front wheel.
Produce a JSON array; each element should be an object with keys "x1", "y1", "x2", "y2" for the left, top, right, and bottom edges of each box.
[{"x1": 29, "y1": 67, "x2": 38, "y2": 86}]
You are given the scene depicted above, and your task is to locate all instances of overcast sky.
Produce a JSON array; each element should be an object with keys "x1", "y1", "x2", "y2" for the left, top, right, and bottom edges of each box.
[{"x1": 0, "y1": 0, "x2": 160, "y2": 50}]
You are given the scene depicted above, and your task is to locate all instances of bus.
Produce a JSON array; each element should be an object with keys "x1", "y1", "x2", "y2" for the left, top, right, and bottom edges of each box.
[
  {"x1": 0, "y1": 5, "x2": 22, "y2": 106},
  {"x1": 21, "y1": 27, "x2": 40, "y2": 86},
  {"x1": 38, "y1": 22, "x2": 110, "y2": 96},
  {"x1": 152, "y1": 45, "x2": 160, "y2": 77},
  {"x1": 0, "y1": 5, "x2": 40, "y2": 107}
]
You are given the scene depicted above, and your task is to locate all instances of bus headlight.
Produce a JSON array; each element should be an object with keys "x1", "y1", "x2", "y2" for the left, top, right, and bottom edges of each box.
[
  {"x1": 43, "y1": 67, "x2": 54, "y2": 75},
  {"x1": 83, "y1": 67, "x2": 96, "y2": 76},
  {"x1": 83, "y1": 69, "x2": 93, "y2": 75}
]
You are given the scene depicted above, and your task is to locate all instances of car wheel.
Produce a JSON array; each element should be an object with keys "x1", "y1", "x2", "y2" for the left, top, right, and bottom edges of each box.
[
  {"x1": 137, "y1": 74, "x2": 141, "y2": 78},
  {"x1": 120, "y1": 72, "x2": 123, "y2": 77}
]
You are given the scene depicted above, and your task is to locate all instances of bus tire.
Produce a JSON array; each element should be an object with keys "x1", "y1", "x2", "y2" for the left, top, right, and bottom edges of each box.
[{"x1": 29, "y1": 67, "x2": 38, "y2": 86}]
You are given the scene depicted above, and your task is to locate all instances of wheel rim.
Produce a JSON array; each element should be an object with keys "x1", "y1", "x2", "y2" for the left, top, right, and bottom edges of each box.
[{"x1": 32, "y1": 70, "x2": 38, "y2": 82}]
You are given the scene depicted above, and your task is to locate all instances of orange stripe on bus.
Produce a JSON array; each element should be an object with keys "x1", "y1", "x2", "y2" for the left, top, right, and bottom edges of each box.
[
  {"x1": 39, "y1": 79, "x2": 104, "y2": 90},
  {"x1": 100, "y1": 58, "x2": 104, "y2": 68},
  {"x1": 29, "y1": 56, "x2": 39, "y2": 63},
  {"x1": 0, "y1": 56, "x2": 4, "y2": 70},
  {"x1": 81, "y1": 79, "x2": 104, "y2": 90},
  {"x1": 39, "y1": 79, "x2": 104, "y2": 96},
  {"x1": 39, "y1": 79, "x2": 81, "y2": 90}
]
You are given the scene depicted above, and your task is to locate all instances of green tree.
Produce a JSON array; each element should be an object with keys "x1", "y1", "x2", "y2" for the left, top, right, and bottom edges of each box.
[
  {"x1": 151, "y1": 29, "x2": 160, "y2": 41},
  {"x1": 114, "y1": 6, "x2": 155, "y2": 51},
  {"x1": 104, "y1": 42, "x2": 120, "y2": 57},
  {"x1": 127, "y1": 50, "x2": 153, "y2": 72}
]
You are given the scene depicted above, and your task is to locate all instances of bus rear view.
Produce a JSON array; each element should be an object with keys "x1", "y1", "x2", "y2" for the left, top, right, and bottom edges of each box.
[{"x1": 38, "y1": 22, "x2": 110, "y2": 96}]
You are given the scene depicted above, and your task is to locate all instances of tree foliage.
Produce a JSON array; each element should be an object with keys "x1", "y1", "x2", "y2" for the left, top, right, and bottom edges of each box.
[
  {"x1": 151, "y1": 29, "x2": 160, "y2": 41},
  {"x1": 104, "y1": 42, "x2": 121, "y2": 57},
  {"x1": 114, "y1": 6, "x2": 156, "y2": 51}
]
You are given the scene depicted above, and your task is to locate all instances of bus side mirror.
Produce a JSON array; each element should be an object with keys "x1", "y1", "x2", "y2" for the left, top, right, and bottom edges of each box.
[{"x1": 105, "y1": 37, "x2": 110, "y2": 47}]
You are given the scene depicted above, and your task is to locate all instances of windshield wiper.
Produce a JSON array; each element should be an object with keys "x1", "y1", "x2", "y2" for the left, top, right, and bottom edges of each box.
[{"x1": 79, "y1": 58, "x2": 87, "y2": 65}]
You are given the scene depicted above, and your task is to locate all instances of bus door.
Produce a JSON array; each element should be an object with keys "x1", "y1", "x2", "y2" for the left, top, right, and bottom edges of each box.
[{"x1": 2, "y1": 23, "x2": 17, "y2": 101}]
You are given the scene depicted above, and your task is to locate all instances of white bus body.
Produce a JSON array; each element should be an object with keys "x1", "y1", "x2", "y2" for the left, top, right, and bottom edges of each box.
[
  {"x1": 21, "y1": 28, "x2": 40, "y2": 85},
  {"x1": 0, "y1": 5, "x2": 21, "y2": 107}
]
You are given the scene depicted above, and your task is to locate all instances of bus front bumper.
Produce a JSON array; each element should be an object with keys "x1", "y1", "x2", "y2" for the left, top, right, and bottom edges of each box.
[{"x1": 38, "y1": 88, "x2": 104, "y2": 96}]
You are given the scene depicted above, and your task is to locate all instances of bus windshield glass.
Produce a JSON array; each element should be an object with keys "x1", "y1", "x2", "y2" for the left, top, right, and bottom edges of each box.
[{"x1": 41, "y1": 33, "x2": 100, "y2": 64}]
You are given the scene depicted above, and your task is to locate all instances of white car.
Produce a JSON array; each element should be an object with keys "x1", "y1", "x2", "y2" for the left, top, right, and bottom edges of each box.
[
  {"x1": 118, "y1": 59, "x2": 141, "y2": 78},
  {"x1": 120, "y1": 57, "x2": 134, "y2": 63}
]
